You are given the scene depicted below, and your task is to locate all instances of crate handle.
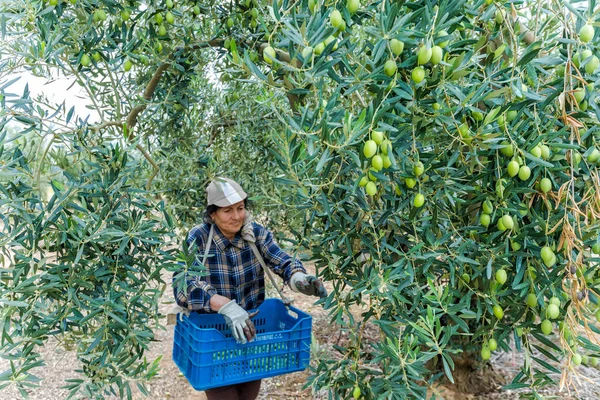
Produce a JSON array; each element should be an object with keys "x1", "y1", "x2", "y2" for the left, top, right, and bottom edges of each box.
[{"x1": 287, "y1": 309, "x2": 298, "y2": 319}]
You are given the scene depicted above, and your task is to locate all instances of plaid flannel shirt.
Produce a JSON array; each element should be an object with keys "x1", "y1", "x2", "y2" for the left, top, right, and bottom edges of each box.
[{"x1": 173, "y1": 222, "x2": 306, "y2": 312}]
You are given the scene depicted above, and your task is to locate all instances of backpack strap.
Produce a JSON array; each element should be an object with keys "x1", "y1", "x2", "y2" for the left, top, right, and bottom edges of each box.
[
  {"x1": 249, "y1": 242, "x2": 292, "y2": 306},
  {"x1": 201, "y1": 224, "x2": 215, "y2": 267}
]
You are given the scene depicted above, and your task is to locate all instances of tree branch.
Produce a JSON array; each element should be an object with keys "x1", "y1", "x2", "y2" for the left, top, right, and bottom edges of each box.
[
  {"x1": 188, "y1": 38, "x2": 226, "y2": 51},
  {"x1": 136, "y1": 143, "x2": 160, "y2": 191},
  {"x1": 256, "y1": 44, "x2": 304, "y2": 112},
  {"x1": 91, "y1": 120, "x2": 123, "y2": 132},
  {"x1": 126, "y1": 63, "x2": 170, "y2": 130},
  {"x1": 121, "y1": 37, "x2": 305, "y2": 189},
  {"x1": 121, "y1": 62, "x2": 171, "y2": 191},
  {"x1": 124, "y1": 39, "x2": 229, "y2": 132},
  {"x1": 256, "y1": 42, "x2": 301, "y2": 68}
]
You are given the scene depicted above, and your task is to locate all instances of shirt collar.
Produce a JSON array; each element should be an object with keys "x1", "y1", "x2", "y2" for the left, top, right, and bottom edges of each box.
[{"x1": 211, "y1": 225, "x2": 245, "y2": 250}]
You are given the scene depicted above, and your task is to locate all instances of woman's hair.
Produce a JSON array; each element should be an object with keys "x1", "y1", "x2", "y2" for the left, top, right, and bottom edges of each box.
[{"x1": 203, "y1": 198, "x2": 249, "y2": 223}]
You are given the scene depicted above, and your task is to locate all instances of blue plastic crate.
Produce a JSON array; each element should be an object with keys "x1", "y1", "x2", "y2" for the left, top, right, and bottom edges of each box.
[{"x1": 173, "y1": 298, "x2": 312, "y2": 391}]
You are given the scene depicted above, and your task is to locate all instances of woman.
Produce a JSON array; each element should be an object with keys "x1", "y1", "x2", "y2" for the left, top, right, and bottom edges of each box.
[{"x1": 174, "y1": 177, "x2": 327, "y2": 400}]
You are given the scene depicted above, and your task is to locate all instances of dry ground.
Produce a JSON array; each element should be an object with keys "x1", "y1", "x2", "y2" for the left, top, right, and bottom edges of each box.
[{"x1": 1, "y1": 263, "x2": 599, "y2": 400}]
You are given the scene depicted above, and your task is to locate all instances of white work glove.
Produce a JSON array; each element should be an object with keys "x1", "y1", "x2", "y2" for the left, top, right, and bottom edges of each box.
[
  {"x1": 290, "y1": 272, "x2": 328, "y2": 298},
  {"x1": 218, "y1": 300, "x2": 257, "y2": 344}
]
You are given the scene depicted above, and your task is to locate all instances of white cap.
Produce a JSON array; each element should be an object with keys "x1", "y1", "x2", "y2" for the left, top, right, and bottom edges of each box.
[{"x1": 206, "y1": 177, "x2": 247, "y2": 207}]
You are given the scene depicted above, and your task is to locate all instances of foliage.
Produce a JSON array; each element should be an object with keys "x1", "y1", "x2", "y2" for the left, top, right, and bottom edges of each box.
[
  {"x1": 2, "y1": 0, "x2": 600, "y2": 399},
  {"x1": 146, "y1": 75, "x2": 291, "y2": 226},
  {"x1": 228, "y1": 0, "x2": 600, "y2": 398},
  {"x1": 0, "y1": 126, "x2": 178, "y2": 397},
  {"x1": 0, "y1": 0, "x2": 294, "y2": 397}
]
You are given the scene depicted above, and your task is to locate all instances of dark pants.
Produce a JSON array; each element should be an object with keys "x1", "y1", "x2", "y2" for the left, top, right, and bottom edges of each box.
[{"x1": 205, "y1": 379, "x2": 261, "y2": 400}]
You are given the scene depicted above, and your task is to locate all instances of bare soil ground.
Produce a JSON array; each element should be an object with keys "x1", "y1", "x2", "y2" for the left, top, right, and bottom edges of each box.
[{"x1": 1, "y1": 263, "x2": 599, "y2": 399}]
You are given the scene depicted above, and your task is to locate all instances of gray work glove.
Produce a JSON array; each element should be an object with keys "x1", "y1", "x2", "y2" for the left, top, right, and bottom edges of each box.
[
  {"x1": 290, "y1": 272, "x2": 328, "y2": 299},
  {"x1": 218, "y1": 300, "x2": 257, "y2": 344}
]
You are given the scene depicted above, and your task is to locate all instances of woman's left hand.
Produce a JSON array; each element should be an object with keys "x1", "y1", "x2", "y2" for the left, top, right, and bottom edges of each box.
[{"x1": 290, "y1": 272, "x2": 328, "y2": 298}]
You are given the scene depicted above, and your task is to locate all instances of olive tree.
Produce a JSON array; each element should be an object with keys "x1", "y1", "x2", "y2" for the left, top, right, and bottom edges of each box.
[
  {"x1": 2, "y1": 0, "x2": 600, "y2": 399},
  {"x1": 229, "y1": 0, "x2": 600, "y2": 398},
  {"x1": 0, "y1": 0, "x2": 290, "y2": 397}
]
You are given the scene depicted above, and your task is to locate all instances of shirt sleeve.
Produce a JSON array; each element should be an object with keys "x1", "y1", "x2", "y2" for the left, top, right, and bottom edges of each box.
[
  {"x1": 172, "y1": 226, "x2": 218, "y2": 312},
  {"x1": 257, "y1": 225, "x2": 306, "y2": 283},
  {"x1": 174, "y1": 275, "x2": 217, "y2": 312}
]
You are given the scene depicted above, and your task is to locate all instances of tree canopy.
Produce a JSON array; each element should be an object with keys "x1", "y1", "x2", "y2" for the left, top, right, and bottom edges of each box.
[{"x1": 2, "y1": 0, "x2": 600, "y2": 398}]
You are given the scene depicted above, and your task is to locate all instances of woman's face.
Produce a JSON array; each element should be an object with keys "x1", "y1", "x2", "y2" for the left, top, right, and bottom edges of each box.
[{"x1": 211, "y1": 200, "x2": 246, "y2": 239}]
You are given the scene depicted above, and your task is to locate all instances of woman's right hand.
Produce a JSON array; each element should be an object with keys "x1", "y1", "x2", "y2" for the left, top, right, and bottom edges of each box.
[{"x1": 217, "y1": 299, "x2": 257, "y2": 344}]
